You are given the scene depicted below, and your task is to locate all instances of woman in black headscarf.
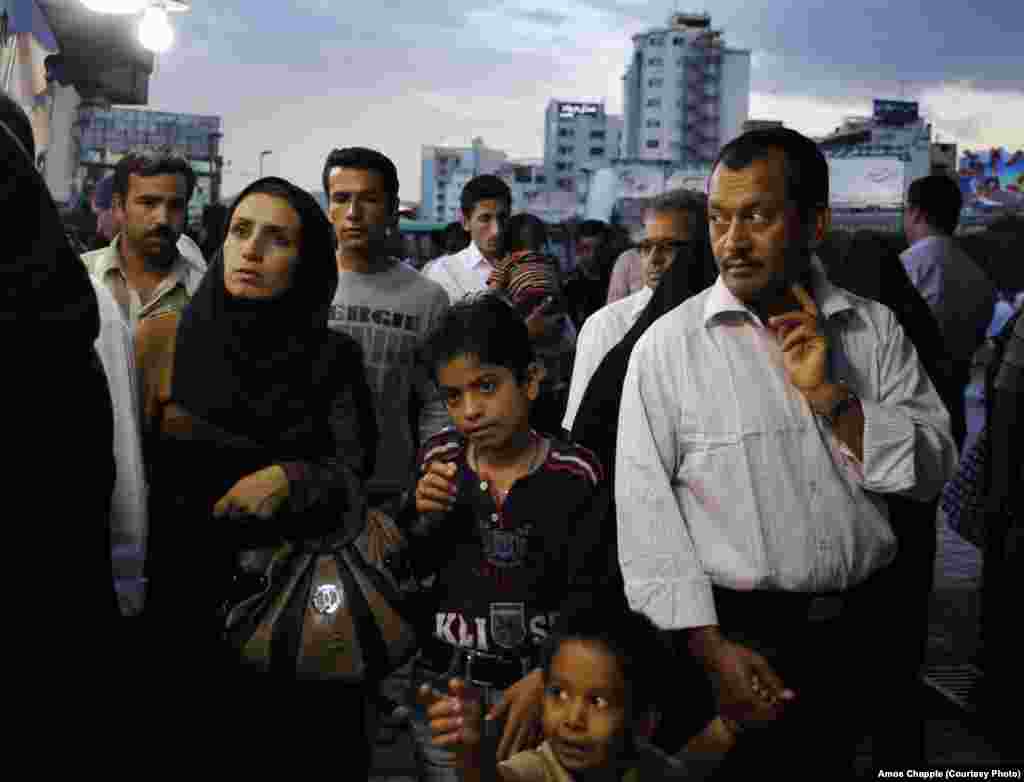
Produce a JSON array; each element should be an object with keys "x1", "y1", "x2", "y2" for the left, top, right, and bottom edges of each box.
[
  {"x1": 2, "y1": 94, "x2": 121, "y2": 679},
  {"x1": 135, "y1": 177, "x2": 378, "y2": 684},
  {"x1": 569, "y1": 201, "x2": 719, "y2": 754}
]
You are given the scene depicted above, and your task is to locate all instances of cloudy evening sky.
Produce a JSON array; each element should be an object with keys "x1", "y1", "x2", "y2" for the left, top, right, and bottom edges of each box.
[{"x1": 146, "y1": 0, "x2": 1023, "y2": 201}]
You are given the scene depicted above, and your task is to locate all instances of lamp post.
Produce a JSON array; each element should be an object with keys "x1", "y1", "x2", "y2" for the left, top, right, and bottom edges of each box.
[{"x1": 259, "y1": 150, "x2": 272, "y2": 178}]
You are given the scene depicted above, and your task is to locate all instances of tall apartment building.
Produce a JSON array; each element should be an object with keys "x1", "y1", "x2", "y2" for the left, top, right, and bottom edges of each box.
[
  {"x1": 421, "y1": 137, "x2": 508, "y2": 223},
  {"x1": 621, "y1": 12, "x2": 750, "y2": 166},
  {"x1": 543, "y1": 101, "x2": 623, "y2": 198}
]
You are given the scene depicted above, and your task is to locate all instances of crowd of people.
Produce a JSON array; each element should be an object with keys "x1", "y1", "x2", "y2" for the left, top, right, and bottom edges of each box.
[{"x1": 5, "y1": 85, "x2": 1022, "y2": 776}]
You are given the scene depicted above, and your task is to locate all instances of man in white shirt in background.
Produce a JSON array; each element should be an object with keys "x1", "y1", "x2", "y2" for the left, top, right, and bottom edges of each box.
[
  {"x1": 423, "y1": 174, "x2": 510, "y2": 304},
  {"x1": 902, "y1": 174, "x2": 995, "y2": 448},
  {"x1": 562, "y1": 190, "x2": 707, "y2": 433},
  {"x1": 615, "y1": 128, "x2": 957, "y2": 777},
  {"x1": 82, "y1": 151, "x2": 205, "y2": 325}
]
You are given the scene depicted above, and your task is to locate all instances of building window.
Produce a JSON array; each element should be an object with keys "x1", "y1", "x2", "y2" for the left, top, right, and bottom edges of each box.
[
  {"x1": 535, "y1": 175, "x2": 547, "y2": 184},
  {"x1": 673, "y1": 37, "x2": 684, "y2": 46},
  {"x1": 590, "y1": 130, "x2": 606, "y2": 140},
  {"x1": 556, "y1": 162, "x2": 568, "y2": 172},
  {"x1": 648, "y1": 35, "x2": 664, "y2": 47},
  {"x1": 559, "y1": 145, "x2": 574, "y2": 156},
  {"x1": 646, "y1": 119, "x2": 662, "y2": 128},
  {"x1": 646, "y1": 98, "x2": 662, "y2": 108},
  {"x1": 558, "y1": 127, "x2": 575, "y2": 138},
  {"x1": 646, "y1": 140, "x2": 660, "y2": 149},
  {"x1": 648, "y1": 78, "x2": 664, "y2": 88},
  {"x1": 557, "y1": 178, "x2": 574, "y2": 190},
  {"x1": 648, "y1": 57, "x2": 664, "y2": 67},
  {"x1": 589, "y1": 147, "x2": 605, "y2": 157}
]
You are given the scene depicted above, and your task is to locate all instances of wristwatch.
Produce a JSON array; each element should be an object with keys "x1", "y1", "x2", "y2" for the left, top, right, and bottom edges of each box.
[{"x1": 817, "y1": 384, "x2": 859, "y2": 428}]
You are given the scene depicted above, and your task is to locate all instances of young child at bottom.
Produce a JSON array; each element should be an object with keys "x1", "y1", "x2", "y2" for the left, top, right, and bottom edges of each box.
[
  {"x1": 401, "y1": 293, "x2": 615, "y2": 780},
  {"x1": 421, "y1": 606, "x2": 740, "y2": 782}
]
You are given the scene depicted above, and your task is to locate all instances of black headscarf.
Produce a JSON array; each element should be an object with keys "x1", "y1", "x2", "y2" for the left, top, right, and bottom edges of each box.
[
  {"x1": 1, "y1": 93, "x2": 99, "y2": 346},
  {"x1": 570, "y1": 220, "x2": 718, "y2": 473},
  {"x1": 171, "y1": 177, "x2": 339, "y2": 459}
]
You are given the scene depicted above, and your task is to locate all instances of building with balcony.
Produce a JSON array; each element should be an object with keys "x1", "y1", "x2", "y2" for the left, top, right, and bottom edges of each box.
[
  {"x1": 421, "y1": 137, "x2": 507, "y2": 223},
  {"x1": 76, "y1": 106, "x2": 222, "y2": 225},
  {"x1": 621, "y1": 12, "x2": 749, "y2": 167}
]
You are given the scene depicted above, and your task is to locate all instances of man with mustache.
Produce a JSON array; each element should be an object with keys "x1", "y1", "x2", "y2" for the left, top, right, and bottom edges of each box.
[
  {"x1": 82, "y1": 151, "x2": 205, "y2": 324},
  {"x1": 615, "y1": 128, "x2": 958, "y2": 776}
]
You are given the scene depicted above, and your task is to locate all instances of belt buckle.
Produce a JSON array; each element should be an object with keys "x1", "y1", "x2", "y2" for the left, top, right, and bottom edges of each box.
[
  {"x1": 808, "y1": 595, "x2": 844, "y2": 622},
  {"x1": 464, "y1": 649, "x2": 490, "y2": 689}
]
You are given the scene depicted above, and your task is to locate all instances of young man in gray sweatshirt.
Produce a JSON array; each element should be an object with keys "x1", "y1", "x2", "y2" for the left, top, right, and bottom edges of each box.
[{"x1": 324, "y1": 147, "x2": 450, "y2": 515}]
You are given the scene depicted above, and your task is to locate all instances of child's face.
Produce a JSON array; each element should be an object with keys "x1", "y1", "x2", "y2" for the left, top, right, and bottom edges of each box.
[
  {"x1": 436, "y1": 355, "x2": 539, "y2": 451},
  {"x1": 542, "y1": 640, "x2": 631, "y2": 776}
]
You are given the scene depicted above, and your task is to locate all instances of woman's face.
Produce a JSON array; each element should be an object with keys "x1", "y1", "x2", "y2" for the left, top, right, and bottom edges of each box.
[{"x1": 223, "y1": 192, "x2": 302, "y2": 300}]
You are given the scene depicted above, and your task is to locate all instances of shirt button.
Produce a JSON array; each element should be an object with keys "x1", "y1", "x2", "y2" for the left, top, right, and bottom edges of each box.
[{"x1": 480, "y1": 481, "x2": 489, "y2": 491}]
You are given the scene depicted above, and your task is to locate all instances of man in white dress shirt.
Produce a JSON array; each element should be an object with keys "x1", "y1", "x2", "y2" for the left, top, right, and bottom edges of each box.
[
  {"x1": 902, "y1": 174, "x2": 995, "y2": 448},
  {"x1": 423, "y1": 175, "x2": 510, "y2": 303},
  {"x1": 562, "y1": 190, "x2": 707, "y2": 433},
  {"x1": 615, "y1": 128, "x2": 957, "y2": 775}
]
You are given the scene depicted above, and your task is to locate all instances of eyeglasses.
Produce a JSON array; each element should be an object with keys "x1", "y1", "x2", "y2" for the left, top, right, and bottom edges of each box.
[{"x1": 636, "y1": 239, "x2": 695, "y2": 256}]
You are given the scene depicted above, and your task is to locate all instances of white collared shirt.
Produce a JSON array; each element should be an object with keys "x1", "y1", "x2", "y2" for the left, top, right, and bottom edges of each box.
[
  {"x1": 562, "y1": 286, "x2": 653, "y2": 432},
  {"x1": 899, "y1": 233, "x2": 995, "y2": 364},
  {"x1": 81, "y1": 234, "x2": 205, "y2": 325},
  {"x1": 615, "y1": 259, "x2": 958, "y2": 629},
  {"x1": 90, "y1": 279, "x2": 148, "y2": 617},
  {"x1": 422, "y1": 241, "x2": 494, "y2": 304}
]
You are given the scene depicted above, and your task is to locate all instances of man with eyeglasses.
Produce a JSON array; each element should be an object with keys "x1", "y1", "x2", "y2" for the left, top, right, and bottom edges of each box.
[{"x1": 561, "y1": 189, "x2": 707, "y2": 433}]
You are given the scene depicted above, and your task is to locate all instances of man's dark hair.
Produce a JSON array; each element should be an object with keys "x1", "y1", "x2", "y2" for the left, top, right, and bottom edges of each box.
[
  {"x1": 0, "y1": 91, "x2": 35, "y2": 162},
  {"x1": 321, "y1": 146, "x2": 400, "y2": 209},
  {"x1": 644, "y1": 189, "x2": 709, "y2": 238},
  {"x1": 577, "y1": 219, "x2": 609, "y2": 240},
  {"x1": 541, "y1": 606, "x2": 670, "y2": 719},
  {"x1": 503, "y1": 213, "x2": 549, "y2": 255},
  {"x1": 419, "y1": 293, "x2": 533, "y2": 384},
  {"x1": 441, "y1": 221, "x2": 470, "y2": 254},
  {"x1": 460, "y1": 174, "x2": 511, "y2": 221},
  {"x1": 112, "y1": 149, "x2": 197, "y2": 206},
  {"x1": 711, "y1": 127, "x2": 829, "y2": 222},
  {"x1": 906, "y1": 175, "x2": 963, "y2": 235}
]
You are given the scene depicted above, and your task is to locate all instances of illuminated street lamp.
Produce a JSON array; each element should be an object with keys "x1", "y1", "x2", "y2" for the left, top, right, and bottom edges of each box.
[
  {"x1": 78, "y1": 1, "x2": 190, "y2": 53},
  {"x1": 79, "y1": 0, "x2": 148, "y2": 13},
  {"x1": 138, "y1": 4, "x2": 173, "y2": 52}
]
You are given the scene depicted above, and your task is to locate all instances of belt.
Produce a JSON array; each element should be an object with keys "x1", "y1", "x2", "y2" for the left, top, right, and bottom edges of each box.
[
  {"x1": 418, "y1": 637, "x2": 537, "y2": 690},
  {"x1": 712, "y1": 586, "x2": 854, "y2": 626}
]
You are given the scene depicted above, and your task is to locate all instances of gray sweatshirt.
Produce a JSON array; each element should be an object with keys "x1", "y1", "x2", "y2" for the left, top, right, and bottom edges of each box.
[{"x1": 329, "y1": 259, "x2": 451, "y2": 500}]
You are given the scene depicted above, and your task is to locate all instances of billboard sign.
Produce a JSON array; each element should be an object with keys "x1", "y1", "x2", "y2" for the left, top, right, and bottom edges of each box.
[
  {"x1": 959, "y1": 147, "x2": 1024, "y2": 209},
  {"x1": 558, "y1": 102, "x2": 600, "y2": 119},
  {"x1": 829, "y1": 157, "x2": 906, "y2": 209},
  {"x1": 872, "y1": 99, "x2": 919, "y2": 126}
]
